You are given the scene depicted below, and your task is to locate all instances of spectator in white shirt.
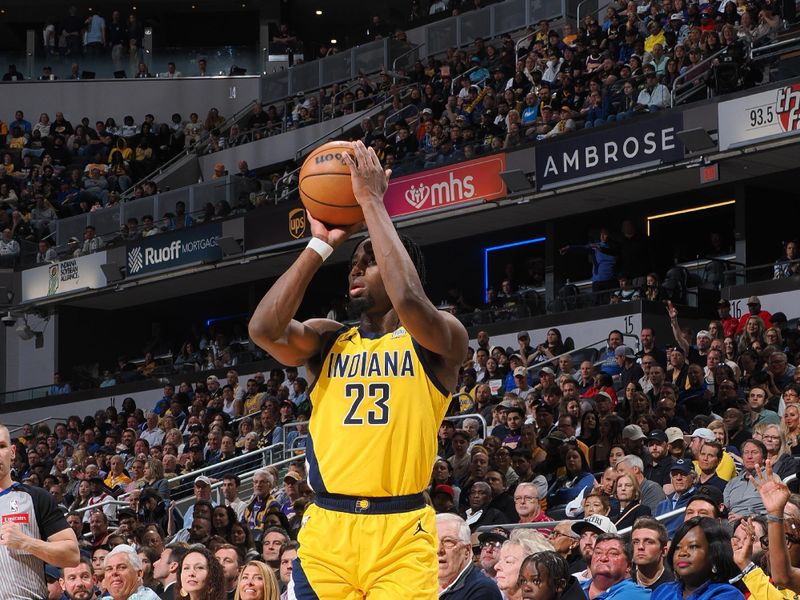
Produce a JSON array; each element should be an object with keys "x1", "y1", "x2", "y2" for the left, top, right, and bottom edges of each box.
[
  {"x1": 636, "y1": 72, "x2": 671, "y2": 111},
  {"x1": 0, "y1": 228, "x2": 20, "y2": 266}
]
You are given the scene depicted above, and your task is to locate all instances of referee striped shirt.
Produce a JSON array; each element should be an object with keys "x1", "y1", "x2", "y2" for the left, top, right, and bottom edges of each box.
[{"x1": 0, "y1": 482, "x2": 70, "y2": 599}]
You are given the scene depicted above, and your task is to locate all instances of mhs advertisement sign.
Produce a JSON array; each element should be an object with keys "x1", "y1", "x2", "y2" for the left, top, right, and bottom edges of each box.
[
  {"x1": 244, "y1": 154, "x2": 508, "y2": 251},
  {"x1": 384, "y1": 154, "x2": 507, "y2": 218},
  {"x1": 21, "y1": 251, "x2": 108, "y2": 302},
  {"x1": 534, "y1": 113, "x2": 684, "y2": 190},
  {"x1": 126, "y1": 223, "x2": 223, "y2": 277},
  {"x1": 718, "y1": 82, "x2": 800, "y2": 150}
]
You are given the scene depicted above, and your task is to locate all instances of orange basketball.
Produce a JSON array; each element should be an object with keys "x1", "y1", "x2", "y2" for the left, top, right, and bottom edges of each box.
[{"x1": 298, "y1": 141, "x2": 362, "y2": 226}]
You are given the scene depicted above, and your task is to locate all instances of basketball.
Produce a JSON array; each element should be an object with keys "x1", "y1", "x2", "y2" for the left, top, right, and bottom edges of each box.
[{"x1": 298, "y1": 141, "x2": 363, "y2": 226}]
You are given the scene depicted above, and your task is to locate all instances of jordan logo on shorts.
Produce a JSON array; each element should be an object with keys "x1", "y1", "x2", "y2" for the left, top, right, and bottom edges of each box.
[{"x1": 413, "y1": 520, "x2": 427, "y2": 535}]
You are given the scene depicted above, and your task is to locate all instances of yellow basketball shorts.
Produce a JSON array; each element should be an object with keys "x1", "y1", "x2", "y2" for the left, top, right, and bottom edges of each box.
[{"x1": 288, "y1": 502, "x2": 438, "y2": 599}]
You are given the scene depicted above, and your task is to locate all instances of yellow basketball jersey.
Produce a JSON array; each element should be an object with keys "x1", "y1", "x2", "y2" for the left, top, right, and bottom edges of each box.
[{"x1": 306, "y1": 326, "x2": 451, "y2": 497}]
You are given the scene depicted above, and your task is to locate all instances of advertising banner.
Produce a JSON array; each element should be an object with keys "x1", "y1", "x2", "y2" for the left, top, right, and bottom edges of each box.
[
  {"x1": 21, "y1": 251, "x2": 108, "y2": 302},
  {"x1": 383, "y1": 154, "x2": 507, "y2": 218},
  {"x1": 245, "y1": 154, "x2": 508, "y2": 251},
  {"x1": 534, "y1": 113, "x2": 684, "y2": 190},
  {"x1": 126, "y1": 223, "x2": 223, "y2": 277},
  {"x1": 718, "y1": 82, "x2": 800, "y2": 150}
]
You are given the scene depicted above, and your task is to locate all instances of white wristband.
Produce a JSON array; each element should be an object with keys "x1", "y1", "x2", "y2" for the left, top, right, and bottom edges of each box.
[{"x1": 307, "y1": 237, "x2": 334, "y2": 262}]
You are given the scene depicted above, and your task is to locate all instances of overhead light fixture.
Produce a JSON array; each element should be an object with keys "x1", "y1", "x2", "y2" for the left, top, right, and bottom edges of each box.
[
  {"x1": 646, "y1": 200, "x2": 735, "y2": 236},
  {"x1": 101, "y1": 263, "x2": 125, "y2": 283},
  {"x1": 330, "y1": 38, "x2": 337, "y2": 44},
  {"x1": 218, "y1": 237, "x2": 243, "y2": 257},
  {"x1": 675, "y1": 128, "x2": 716, "y2": 153},
  {"x1": 315, "y1": 9, "x2": 323, "y2": 15},
  {"x1": 499, "y1": 169, "x2": 534, "y2": 192}
]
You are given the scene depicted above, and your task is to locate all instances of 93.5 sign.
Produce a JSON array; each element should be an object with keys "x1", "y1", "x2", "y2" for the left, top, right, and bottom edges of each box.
[
  {"x1": 749, "y1": 105, "x2": 774, "y2": 127},
  {"x1": 718, "y1": 82, "x2": 800, "y2": 151}
]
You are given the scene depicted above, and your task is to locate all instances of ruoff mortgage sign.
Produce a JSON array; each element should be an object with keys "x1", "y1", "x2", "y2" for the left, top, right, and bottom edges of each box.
[{"x1": 126, "y1": 223, "x2": 223, "y2": 277}]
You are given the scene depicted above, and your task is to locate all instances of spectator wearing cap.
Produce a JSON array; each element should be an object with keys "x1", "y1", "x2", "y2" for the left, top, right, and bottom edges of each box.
[
  {"x1": 478, "y1": 526, "x2": 510, "y2": 580},
  {"x1": 644, "y1": 430, "x2": 673, "y2": 488},
  {"x1": 689, "y1": 427, "x2": 736, "y2": 480},
  {"x1": 724, "y1": 439, "x2": 767, "y2": 519},
  {"x1": 615, "y1": 346, "x2": 644, "y2": 392},
  {"x1": 437, "y1": 513, "x2": 502, "y2": 598},
  {"x1": 621, "y1": 425, "x2": 648, "y2": 459},
  {"x1": 503, "y1": 354, "x2": 530, "y2": 398},
  {"x1": 571, "y1": 515, "x2": 618, "y2": 582},
  {"x1": 736, "y1": 296, "x2": 773, "y2": 335},
  {"x1": 716, "y1": 300, "x2": 739, "y2": 339},
  {"x1": 655, "y1": 459, "x2": 697, "y2": 536},
  {"x1": 667, "y1": 346, "x2": 690, "y2": 391},
  {"x1": 509, "y1": 369, "x2": 534, "y2": 403},
  {"x1": 432, "y1": 484, "x2": 458, "y2": 514},
  {"x1": 280, "y1": 471, "x2": 303, "y2": 520},
  {"x1": 617, "y1": 454, "x2": 667, "y2": 513},
  {"x1": 182, "y1": 475, "x2": 215, "y2": 530},
  {"x1": 635, "y1": 71, "x2": 671, "y2": 111}
]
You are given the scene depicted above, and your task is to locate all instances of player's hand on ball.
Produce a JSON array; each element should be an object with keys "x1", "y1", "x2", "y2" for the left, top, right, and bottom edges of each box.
[
  {"x1": 0, "y1": 522, "x2": 29, "y2": 550},
  {"x1": 343, "y1": 141, "x2": 391, "y2": 205},
  {"x1": 306, "y1": 211, "x2": 363, "y2": 248}
]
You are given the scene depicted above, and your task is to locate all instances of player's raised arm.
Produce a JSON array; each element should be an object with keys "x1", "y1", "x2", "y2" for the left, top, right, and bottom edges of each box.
[
  {"x1": 344, "y1": 141, "x2": 468, "y2": 367},
  {"x1": 248, "y1": 215, "x2": 361, "y2": 367}
]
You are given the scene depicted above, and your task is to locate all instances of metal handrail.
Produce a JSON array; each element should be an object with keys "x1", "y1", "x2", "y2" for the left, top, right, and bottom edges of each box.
[
  {"x1": 391, "y1": 43, "x2": 423, "y2": 84},
  {"x1": 294, "y1": 81, "x2": 422, "y2": 161},
  {"x1": 514, "y1": 29, "x2": 539, "y2": 62},
  {"x1": 199, "y1": 452, "x2": 305, "y2": 514},
  {"x1": 521, "y1": 334, "x2": 641, "y2": 375},
  {"x1": 165, "y1": 442, "x2": 283, "y2": 486},
  {"x1": 475, "y1": 505, "x2": 687, "y2": 535},
  {"x1": 750, "y1": 32, "x2": 800, "y2": 61},
  {"x1": 7, "y1": 417, "x2": 52, "y2": 435},
  {"x1": 670, "y1": 45, "x2": 731, "y2": 107}
]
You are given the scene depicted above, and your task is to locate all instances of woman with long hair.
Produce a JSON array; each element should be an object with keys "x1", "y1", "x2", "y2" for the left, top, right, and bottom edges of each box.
[
  {"x1": 138, "y1": 546, "x2": 160, "y2": 591},
  {"x1": 737, "y1": 316, "x2": 765, "y2": 354},
  {"x1": 578, "y1": 411, "x2": 599, "y2": 446},
  {"x1": 177, "y1": 545, "x2": 227, "y2": 600},
  {"x1": 652, "y1": 517, "x2": 743, "y2": 600},
  {"x1": 69, "y1": 479, "x2": 93, "y2": 514},
  {"x1": 235, "y1": 560, "x2": 281, "y2": 600},
  {"x1": 590, "y1": 414, "x2": 624, "y2": 472},
  {"x1": 547, "y1": 444, "x2": 596, "y2": 510},
  {"x1": 613, "y1": 473, "x2": 651, "y2": 530},
  {"x1": 764, "y1": 327, "x2": 784, "y2": 350},
  {"x1": 212, "y1": 505, "x2": 238, "y2": 541},
  {"x1": 782, "y1": 402, "x2": 800, "y2": 455},
  {"x1": 530, "y1": 328, "x2": 568, "y2": 365},
  {"x1": 774, "y1": 240, "x2": 800, "y2": 279},
  {"x1": 761, "y1": 424, "x2": 798, "y2": 479},
  {"x1": 141, "y1": 457, "x2": 170, "y2": 499},
  {"x1": 231, "y1": 522, "x2": 258, "y2": 562}
]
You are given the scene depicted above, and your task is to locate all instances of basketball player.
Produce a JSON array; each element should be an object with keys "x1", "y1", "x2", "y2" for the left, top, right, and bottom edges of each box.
[
  {"x1": 248, "y1": 140, "x2": 468, "y2": 598},
  {"x1": 0, "y1": 424, "x2": 80, "y2": 598}
]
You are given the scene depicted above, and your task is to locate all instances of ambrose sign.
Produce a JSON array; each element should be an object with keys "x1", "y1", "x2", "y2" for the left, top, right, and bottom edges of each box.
[{"x1": 534, "y1": 113, "x2": 684, "y2": 190}]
